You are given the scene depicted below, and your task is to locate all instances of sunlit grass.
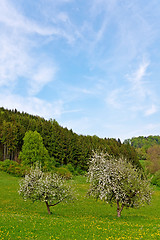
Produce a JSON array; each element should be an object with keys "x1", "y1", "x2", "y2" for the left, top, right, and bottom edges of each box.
[{"x1": 0, "y1": 171, "x2": 160, "y2": 239}]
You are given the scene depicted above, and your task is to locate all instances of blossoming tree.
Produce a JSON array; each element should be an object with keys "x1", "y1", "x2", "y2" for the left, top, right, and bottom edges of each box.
[
  {"x1": 19, "y1": 165, "x2": 74, "y2": 214},
  {"x1": 87, "y1": 152, "x2": 152, "y2": 217}
]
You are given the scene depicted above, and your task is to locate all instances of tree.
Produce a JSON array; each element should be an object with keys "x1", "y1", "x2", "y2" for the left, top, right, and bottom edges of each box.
[
  {"x1": 19, "y1": 131, "x2": 49, "y2": 167},
  {"x1": 147, "y1": 145, "x2": 160, "y2": 174},
  {"x1": 19, "y1": 165, "x2": 74, "y2": 214},
  {"x1": 0, "y1": 121, "x2": 18, "y2": 160},
  {"x1": 87, "y1": 152, "x2": 152, "y2": 217}
]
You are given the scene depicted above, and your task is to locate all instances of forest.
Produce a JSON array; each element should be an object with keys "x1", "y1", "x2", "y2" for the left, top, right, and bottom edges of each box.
[{"x1": 0, "y1": 107, "x2": 140, "y2": 172}]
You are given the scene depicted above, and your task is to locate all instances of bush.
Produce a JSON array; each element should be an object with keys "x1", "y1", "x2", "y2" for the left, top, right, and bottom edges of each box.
[
  {"x1": 54, "y1": 167, "x2": 72, "y2": 179},
  {"x1": 151, "y1": 170, "x2": 160, "y2": 187},
  {"x1": 0, "y1": 160, "x2": 29, "y2": 177},
  {"x1": 0, "y1": 159, "x2": 13, "y2": 171}
]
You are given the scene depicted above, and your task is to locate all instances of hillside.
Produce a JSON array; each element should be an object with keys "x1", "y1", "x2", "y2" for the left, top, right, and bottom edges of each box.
[{"x1": 0, "y1": 107, "x2": 140, "y2": 170}]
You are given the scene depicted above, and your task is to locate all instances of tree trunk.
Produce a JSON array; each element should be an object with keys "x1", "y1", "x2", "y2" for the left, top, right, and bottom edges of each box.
[
  {"x1": 3, "y1": 144, "x2": 6, "y2": 161},
  {"x1": 117, "y1": 211, "x2": 121, "y2": 217},
  {"x1": 117, "y1": 200, "x2": 121, "y2": 217},
  {"x1": 45, "y1": 201, "x2": 51, "y2": 214},
  {"x1": 116, "y1": 200, "x2": 124, "y2": 217}
]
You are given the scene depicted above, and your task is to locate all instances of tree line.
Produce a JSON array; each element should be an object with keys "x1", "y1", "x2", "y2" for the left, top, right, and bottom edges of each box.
[
  {"x1": 124, "y1": 135, "x2": 160, "y2": 151},
  {"x1": 0, "y1": 107, "x2": 140, "y2": 171}
]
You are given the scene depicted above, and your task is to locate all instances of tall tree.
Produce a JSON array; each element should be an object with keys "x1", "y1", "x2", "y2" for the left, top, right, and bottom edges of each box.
[
  {"x1": 0, "y1": 121, "x2": 18, "y2": 160},
  {"x1": 19, "y1": 130, "x2": 49, "y2": 167}
]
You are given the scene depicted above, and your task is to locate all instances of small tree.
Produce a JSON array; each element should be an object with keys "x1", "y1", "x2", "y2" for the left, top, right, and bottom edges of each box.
[
  {"x1": 87, "y1": 152, "x2": 152, "y2": 217},
  {"x1": 19, "y1": 165, "x2": 74, "y2": 214},
  {"x1": 19, "y1": 130, "x2": 49, "y2": 167}
]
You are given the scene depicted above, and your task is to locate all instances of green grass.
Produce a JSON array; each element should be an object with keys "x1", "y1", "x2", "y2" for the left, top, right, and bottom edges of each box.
[{"x1": 0, "y1": 172, "x2": 160, "y2": 240}]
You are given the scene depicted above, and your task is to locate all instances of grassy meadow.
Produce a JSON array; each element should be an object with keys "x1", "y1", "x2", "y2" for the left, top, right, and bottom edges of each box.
[{"x1": 0, "y1": 171, "x2": 160, "y2": 240}]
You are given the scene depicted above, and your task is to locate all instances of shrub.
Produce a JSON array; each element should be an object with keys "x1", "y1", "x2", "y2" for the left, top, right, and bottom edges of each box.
[
  {"x1": 54, "y1": 167, "x2": 72, "y2": 179},
  {"x1": 57, "y1": 167, "x2": 72, "y2": 179},
  {"x1": 151, "y1": 170, "x2": 160, "y2": 187},
  {"x1": 0, "y1": 160, "x2": 29, "y2": 177}
]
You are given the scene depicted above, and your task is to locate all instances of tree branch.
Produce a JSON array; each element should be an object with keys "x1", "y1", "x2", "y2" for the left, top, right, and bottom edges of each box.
[{"x1": 48, "y1": 196, "x2": 68, "y2": 207}]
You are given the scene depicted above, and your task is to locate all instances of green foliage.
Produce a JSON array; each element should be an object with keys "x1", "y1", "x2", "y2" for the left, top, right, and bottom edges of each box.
[
  {"x1": 0, "y1": 159, "x2": 73, "y2": 179},
  {"x1": 66, "y1": 163, "x2": 75, "y2": 174},
  {"x1": 19, "y1": 130, "x2": 50, "y2": 167},
  {"x1": 124, "y1": 135, "x2": 160, "y2": 161},
  {"x1": 125, "y1": 135, "x2": 160, "y2": 150},
  {"x1": 0, "y1": 159, "x2": 29, "y2": 177}
]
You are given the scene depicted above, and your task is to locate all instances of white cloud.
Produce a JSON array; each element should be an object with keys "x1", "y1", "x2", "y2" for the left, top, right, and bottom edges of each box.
[
  {"x1": 0, "y1": 35, "x2": 31, "y2": 87},
  {"x1": 86, "y1": 0, "x2": 156, "y2": 74},
  {"x1": 0, "y1": 0, "x2": 76, "y2": 42},
  {"x1": 126, "y1": 59, "x2": 150, "y2": 100},
  {"x1": 0, "y1": 32, "x2": 57, "y2": 95},
  {"x1": 0, "y1": 92, "x2": 65, "y2": 119},
  {"x1": 128, "y1": 60, "x2": 149, "y2": 87},
  {"x1": 0, "y1": 91, "x2": 83, "y2": 121},
  {"x1": 29, "y1": 65, "x2": 57, "y2": 95},
  {"x1": 145, "y1": 105, "x2": 158, "y2": 116},
  {"x1": 106, "y1": 88, "x2": 122, "y2": 109},
  {"x1": 133, "y1": 61, "x2": 149, "y2": 83},
  {"x1": 0, "y1": 0, "x2": 61, "y2": 95},
  {"x1": 0, "y1": 93, "x2": 51, "y2": 118},
  {"x1": 105, "y1": 58, "x2": 156, "y2": 118}
]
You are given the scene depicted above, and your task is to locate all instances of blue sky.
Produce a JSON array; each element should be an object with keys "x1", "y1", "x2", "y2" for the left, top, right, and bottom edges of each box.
[{"x1": 0, "y1": 0, "x2": 160, "y2": 141}]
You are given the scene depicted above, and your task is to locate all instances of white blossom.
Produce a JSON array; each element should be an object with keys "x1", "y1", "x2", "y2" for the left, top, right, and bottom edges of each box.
[
  {"x1": 19, "y1": 165, "x2": 74, "y2": 214},
  {"x1": 87, "y1": 151, "x2": 152, "y2": 217}
]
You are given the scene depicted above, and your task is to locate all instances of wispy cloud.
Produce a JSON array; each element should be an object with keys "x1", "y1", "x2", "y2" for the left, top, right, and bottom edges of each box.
[
  {"x1": 105, "y1": 58, "x2": 157, "y2": 119},
  {"x1": 0, "y1": 0, "x2": 78, "y2": 96},
  {"x1": 84, "y1": 0, "x2": 157, "y2": 75},
  {"x1": 0, "y1": 92, "x2": 66, "y2": 119},
  {"x1": 0, "y1": 0, "x2": 76, "y2": 42},
  {"x1": 106, "y1": 88, "x2": 123, "y2": 109},
  {"x1": 145, "y1": 104, "x2": 158, "y2": 116},
  {"x1": 29, "y1": 65, "x2": 57, "y2": 96},
  {"x1": 0, "y1": 92, "x2": 53, "y2": 118},
  {"x1": 0, "y1": 35, "x2": 30, "y2": 87},
  {"x1": 127, "y1": 59, "x2": 150, "y2": 99}
]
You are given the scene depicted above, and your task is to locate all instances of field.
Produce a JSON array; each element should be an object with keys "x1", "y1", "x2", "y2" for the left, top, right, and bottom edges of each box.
[{"x1": 0, "y1": 171, "x2": 160, "y2": 240}]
